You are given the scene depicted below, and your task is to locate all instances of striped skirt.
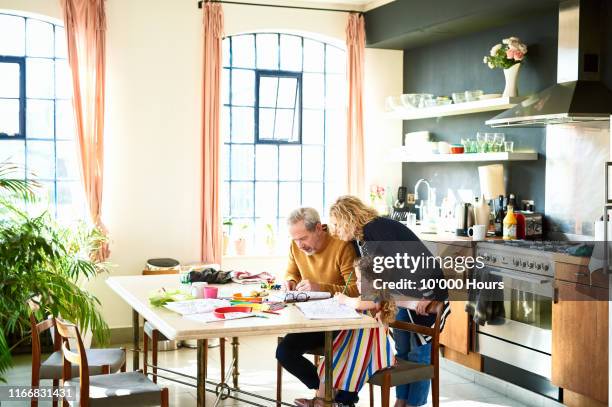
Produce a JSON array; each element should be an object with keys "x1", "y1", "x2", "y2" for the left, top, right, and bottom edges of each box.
[{"x1": 317, "y1": 326, "x2": 395, "y2": 392}]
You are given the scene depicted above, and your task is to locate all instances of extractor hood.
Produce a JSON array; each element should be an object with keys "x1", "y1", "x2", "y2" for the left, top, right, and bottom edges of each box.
[{"x1": 486, "y1": 0, "x2": 612, "y2": 127}]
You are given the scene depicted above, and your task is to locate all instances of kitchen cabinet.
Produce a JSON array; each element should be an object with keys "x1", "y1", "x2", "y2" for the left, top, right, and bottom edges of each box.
[{"x1": 552, "y1": 264, "x2": 608, "y2": 405}]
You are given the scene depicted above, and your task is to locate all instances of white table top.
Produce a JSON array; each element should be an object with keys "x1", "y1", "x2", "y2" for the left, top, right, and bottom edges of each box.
[{"x1": 106, "y1": 275, "x2": 378, "y2": 340}]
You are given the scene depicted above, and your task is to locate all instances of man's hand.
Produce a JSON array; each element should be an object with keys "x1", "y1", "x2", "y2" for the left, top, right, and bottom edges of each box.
[
  {"x1": 295, "y1": 279, "x2": 320, "y2": 291},
  {"x1": 281, "y1": 280, "x2": 296, "y2": 291},
  {"x1": 415, "y1": 299, "x2": 433, "y2": 316}
]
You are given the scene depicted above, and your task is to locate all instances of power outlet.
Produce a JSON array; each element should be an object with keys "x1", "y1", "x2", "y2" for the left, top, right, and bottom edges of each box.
[{"x1": 406, "y1": 193, "x2": 416, "y2": 205}]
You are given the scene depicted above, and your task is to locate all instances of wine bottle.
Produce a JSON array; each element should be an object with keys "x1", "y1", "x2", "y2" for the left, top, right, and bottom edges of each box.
[{"x1": 494, "y1": 195, "x2": 504, "y2": 236}]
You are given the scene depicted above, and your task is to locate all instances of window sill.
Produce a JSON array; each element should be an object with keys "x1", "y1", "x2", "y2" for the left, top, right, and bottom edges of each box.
[{"x1": 222, "y1": 254, "x2": 288, "y2": 261}]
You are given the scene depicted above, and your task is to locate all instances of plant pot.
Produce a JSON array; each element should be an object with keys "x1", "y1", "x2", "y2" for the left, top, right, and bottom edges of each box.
[
  {"x1": 234, "y1": 238, "x2": 247, "y2": 256},
  {"x1": 503, "y1": 63, "x2": 521, "y2": 97}
]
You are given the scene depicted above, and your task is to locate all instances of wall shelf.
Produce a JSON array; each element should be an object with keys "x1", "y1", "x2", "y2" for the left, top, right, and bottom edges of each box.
[
  {"x1": 388, "y1": 97, "x2": 526, "y2": 120},
  {"x1": 395, "y1": 151, "x2": 538, "y2": 163}
]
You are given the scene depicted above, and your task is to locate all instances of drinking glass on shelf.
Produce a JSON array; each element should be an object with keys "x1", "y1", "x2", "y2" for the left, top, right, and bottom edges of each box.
[
  {"x1": 476, "y1": 132, "x2": 486, "y2": 153},
  {"x1": 493, "y1": 133, "x2": 505, "y2": 152},
  {"x1": 504, "y1": 141, "x2": 514, "y2": 152},
  {"x1": 485, "y1": 133, "x2": 496, "y2": 152},
  {"x1": 461, "y1": 137, "x2": 472, "y2": 153}
]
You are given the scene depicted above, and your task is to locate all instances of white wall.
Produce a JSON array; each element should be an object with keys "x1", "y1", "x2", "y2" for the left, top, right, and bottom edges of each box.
[{"x1": 0, "y1": 0, "x2": 402, "y2": 330}]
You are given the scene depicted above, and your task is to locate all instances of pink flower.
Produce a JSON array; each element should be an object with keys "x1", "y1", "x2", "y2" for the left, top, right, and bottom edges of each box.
[
  {"x1": 506, "y1": 49, "x2": 515, "y2": 59},
  {"x1": 514, "y1": 51, "x2": 524, "y2": 61}
]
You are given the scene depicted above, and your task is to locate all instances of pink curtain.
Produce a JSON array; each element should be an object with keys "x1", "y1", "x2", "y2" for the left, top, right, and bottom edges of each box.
[
  {"x1": 201, "y1": 1, "x2": 224, "y2": 264},
  {"x1": 60, "y1": 0, "x2": 109, "y2": 261},
  {"x1": 346, "y1": 13, "x2": 366, "y2": 198}
]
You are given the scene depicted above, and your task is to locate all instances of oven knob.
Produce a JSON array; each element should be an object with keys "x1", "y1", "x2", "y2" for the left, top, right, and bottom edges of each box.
[
  {"x1": 528, "y1": 262, "x2": 534, "y2": 269},
  {"x1": 485, "y1": 255, "x2": 490, "y2": 261},
  {"x1": 491, "y1": 256, "x2": 497, "y2": 263},
  {"x1": 513, "y1": 259, "x2": 519, "y2": 266},
  {"x1": 522, "y1": 261, "x2": 527, "y2": 267},
  {"x1": 543, "y1": 264, "x2": 550, "y2": 271},
  {"x1": 536, "y1": 263, "x2": 542, "y2": 270}
]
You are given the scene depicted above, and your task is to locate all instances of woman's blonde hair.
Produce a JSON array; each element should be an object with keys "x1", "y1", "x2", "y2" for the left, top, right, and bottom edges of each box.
[
  {"x1": 354, "y1": 256, "x2": 396, "y2": 325},
  {"x1": 329, "y1": 195, "x2": 378, "y2": 241}
]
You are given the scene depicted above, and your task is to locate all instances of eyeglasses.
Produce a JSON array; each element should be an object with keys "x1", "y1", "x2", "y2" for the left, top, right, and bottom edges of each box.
[{"x1": 284, "y1": 292, "x2": 310, "y2": 303}]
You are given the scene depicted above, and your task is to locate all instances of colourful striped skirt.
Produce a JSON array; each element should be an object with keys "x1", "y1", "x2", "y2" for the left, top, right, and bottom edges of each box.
[{"x1": 317, "y1": 325, "x2": 395, "y2": 392}]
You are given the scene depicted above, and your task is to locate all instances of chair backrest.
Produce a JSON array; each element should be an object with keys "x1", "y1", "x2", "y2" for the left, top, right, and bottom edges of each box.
[
  {"x1": 55, "y1": 318, "x2": 91, "y2": 404},
  {"x1": 389, "y1": 301, "x2": 444, "y2": 369},
  {"x1": 29, "y1": 305, "x2": 61, "y2": 384}
]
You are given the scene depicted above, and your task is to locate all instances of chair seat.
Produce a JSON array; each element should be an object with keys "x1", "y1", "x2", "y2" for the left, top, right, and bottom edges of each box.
[
  {"x1": 368, "y1": 359, "x2": 434, "y2": 387},
  {"x1": 144, "y1": 321, "x2": 169, "y2": 341},
  {"x1": 40, "y1": 348, "x2": 125, "y2": 380},
  {"x1": 65, "y1": 371, "x2": 162, "y2": 407}
]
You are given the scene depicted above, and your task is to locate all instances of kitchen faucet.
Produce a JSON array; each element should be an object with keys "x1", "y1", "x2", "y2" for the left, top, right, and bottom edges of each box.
[
  {"x1": 414, "y1": 178, "x2": 436, "y2": 224},
  {"x1": 414, "y1": 178, "x2": 433, "y2": 205}
]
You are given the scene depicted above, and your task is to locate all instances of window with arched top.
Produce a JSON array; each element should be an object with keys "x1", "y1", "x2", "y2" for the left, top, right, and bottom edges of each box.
[
  {"x1": 0, "y1": 11, "x2": 85, "y2": 221},
  {"x1": 221, "y1": 32, "x2": 347, "y2": 243}
]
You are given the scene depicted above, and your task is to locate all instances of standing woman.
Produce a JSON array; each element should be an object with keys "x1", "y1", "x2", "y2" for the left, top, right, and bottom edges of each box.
[{"x1": 329, "y1": 195, "x2": 450, "y2": 407}]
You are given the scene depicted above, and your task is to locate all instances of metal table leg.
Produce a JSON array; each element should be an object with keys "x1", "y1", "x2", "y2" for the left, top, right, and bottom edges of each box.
[
  {"x1": 324, "y1": 331, "x2": 333, "y2": 406},
  {"x1": 197, "y1": 339, "x2": 208, "y2": 407},
  {"x1": 232, "y1": 337, "x2": 240, "y2": 389},
  {"x1": 132, "y1": 309, "x2": 140, "y2": 371}
]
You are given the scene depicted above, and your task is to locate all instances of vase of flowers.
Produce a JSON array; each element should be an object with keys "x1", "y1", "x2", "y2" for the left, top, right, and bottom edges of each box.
[
  {"x1": 370, "y1": 185, "x2": 388, "y2": 215},
  {"x1": 483, "y1": 37, "x2": 528, "y2": 97}
]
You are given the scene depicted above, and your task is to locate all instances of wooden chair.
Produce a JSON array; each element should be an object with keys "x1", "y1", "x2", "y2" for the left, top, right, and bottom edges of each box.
[
  {"x1": 29, "y1": 313, "x2": 126, "y2": 407},
  {"x1": 275, "y1": 337, "x2": 323, "y2": 407},
  {"x1": 367, "y1": 302, "x2": 443, "y2": 407},
  {"x1": 55, "y1": 318, "x2": 168, "y2": 407}
]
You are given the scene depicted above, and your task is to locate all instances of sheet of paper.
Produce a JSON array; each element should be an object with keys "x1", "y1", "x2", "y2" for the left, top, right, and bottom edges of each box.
[
  {"x1": 296, "y1": 298, "x2": 361, "y2": 320},
  {"x1": 267, "y1": 291, "x2": 331, "y2": 303},
  {"x1": 163, "y1": 299, "x2": 230, "y2": 315},
  {"x1": 185, "y1": 312, "x2": 254, "y2": 324}
]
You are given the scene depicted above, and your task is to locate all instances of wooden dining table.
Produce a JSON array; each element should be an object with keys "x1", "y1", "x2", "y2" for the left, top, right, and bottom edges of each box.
[{"x1": 106, "y1": 274, "x2": 378, "y2": 406}]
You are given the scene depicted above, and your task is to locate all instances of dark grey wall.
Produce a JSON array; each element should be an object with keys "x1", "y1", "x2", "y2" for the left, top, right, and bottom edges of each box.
[{"x1": 401, "y1": 10, "x2": 558, "y2": 212}]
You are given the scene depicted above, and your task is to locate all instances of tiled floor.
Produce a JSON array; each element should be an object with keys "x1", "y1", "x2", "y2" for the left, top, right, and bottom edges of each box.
[{"x1": 5, "y1": 335, "x2": 534, "y2": 406}]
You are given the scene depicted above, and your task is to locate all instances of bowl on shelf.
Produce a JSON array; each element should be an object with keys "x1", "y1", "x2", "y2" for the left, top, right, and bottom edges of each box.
[
  {"x1": 385, "y1": 95, "x2": 403, "y2": 111},
  {"x1": 451, "y1": 92, "x2": 466, "y2": 104},
  {"x1": 450, "y1": 144, "x2": 465, "y2": 154},
  {"x1": 424, "y1": 97, "x2": 453, "y2": 107},
  {"x1": 465, "y1": 90, "x2": 484, "y2": 101},
  {"x1": 401, "y1": 93, "x2": 434, "y2": 108}
]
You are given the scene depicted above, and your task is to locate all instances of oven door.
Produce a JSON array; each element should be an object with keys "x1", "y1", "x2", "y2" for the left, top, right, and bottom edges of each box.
[{"x1": 476, "y1": 266, "x2": 554, "y2": 378}]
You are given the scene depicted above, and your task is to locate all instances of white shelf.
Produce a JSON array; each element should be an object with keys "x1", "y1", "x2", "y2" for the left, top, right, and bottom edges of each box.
[
  {"x1": 387, "y1": 97, "x2": 526, "y2": 120},
  {"x1": 395, "y1": 152, "x2": 538, "y2": 163}
]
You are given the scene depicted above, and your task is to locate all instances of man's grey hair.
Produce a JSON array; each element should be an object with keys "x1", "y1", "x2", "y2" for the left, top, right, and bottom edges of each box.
[{"x1": 287, "y1": 207, "x2": 321, "y2": 232}]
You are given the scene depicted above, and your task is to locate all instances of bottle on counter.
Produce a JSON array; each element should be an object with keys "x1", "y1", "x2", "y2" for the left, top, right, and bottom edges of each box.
[
  {"x1": 494, "y1": 195, "x2": 505, "y2": 236},
  {"x1": 503, "y1": 204, "x2": 517, "y2": 240}
]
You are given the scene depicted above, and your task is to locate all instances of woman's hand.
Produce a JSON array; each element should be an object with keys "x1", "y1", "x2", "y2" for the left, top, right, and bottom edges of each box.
[
  {"x1": 334, "y1": 292, "x2": 349, "y2": 305},
  {"x1": 415, "y1": 299, "x2": 433, "y2": 316}
]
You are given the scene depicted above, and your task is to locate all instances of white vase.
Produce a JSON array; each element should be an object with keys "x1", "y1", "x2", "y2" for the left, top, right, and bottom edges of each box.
[{"x1": 502, "y1": 63, "x2": 521, "y2": 97}]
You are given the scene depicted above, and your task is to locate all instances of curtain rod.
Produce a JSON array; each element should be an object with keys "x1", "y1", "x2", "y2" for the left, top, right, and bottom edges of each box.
[{"x1": 197, "y1": 0, "x2": 363, "y2": 14}]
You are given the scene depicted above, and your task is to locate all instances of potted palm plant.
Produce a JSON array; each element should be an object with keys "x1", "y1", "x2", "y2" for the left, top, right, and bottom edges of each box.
[{"x1": 0, "y1": 161, "x2": 109, "y2": 381}]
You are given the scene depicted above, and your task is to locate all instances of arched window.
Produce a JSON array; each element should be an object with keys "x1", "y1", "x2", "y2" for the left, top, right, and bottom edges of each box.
[
  {"x1": 221, "y1": 32, "x2": 346, "y2": 244},
  {"x1": 0, "y1": 12, "x2": 84, "y2": 221}
]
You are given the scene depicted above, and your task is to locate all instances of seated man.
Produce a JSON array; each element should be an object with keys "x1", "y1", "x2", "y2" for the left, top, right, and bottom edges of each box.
[{"x1": 275, "y1": 207, "x2": 358, "y2": 404}]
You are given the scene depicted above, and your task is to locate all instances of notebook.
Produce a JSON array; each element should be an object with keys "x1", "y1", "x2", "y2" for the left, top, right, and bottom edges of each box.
[
  {"x1": 163, "y1": 299, "x2": 230, "y2": 316},
  {"x1": 267, "y1": 291, "x2": 331, "y2": 303},
  {"x1": 296, "y1": 298, "x2": 361, "y2": 320}
]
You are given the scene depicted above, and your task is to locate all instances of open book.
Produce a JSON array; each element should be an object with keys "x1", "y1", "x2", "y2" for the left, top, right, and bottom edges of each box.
[
  {"x1": 296, "y1": 298, "x2": 361, "y2": 320},
  {"x1": 267, "y1": 291, "x2": 331, "y2": 303},
  {"x1": 163, "y1": 299, "x2": 230, "y2": 316}
]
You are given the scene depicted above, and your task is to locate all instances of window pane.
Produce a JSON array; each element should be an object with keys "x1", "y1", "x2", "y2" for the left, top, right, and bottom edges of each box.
[
  {"x1": 57, "y1": 181, "x2": 86, "y2": 222},
  {"x1": 222, "y1": 106, "x2": 230, "y2": 142},
  {"x1": 222, "y1": 38, "x2": 230, "y2": 68},
  {"x1": 0, "y1": 140, "x2": 25, "y2": 171},
  {"x1": 302, "y1": 146, "x2": 324, "y2": 181},
  {"x1": 280, "y1": 35, "x2": 302, "y2": 71},
  {"x1": 28, "y1": 180, "x2": 55, "y2": 215},
  {"x1": 302, "y1": 182, "x2": 323, "y2": 211},
  {"x1": 56, "y1": 140, "x2": 79, "y2": 180},
  {"x1": 279, "y1": 182, "x2": 300, "y2": 217},
  {"x1": 230, "y1": 144, "x2": 254, "y2": 180},
  {"x1": 303, "y1": 73, "x2": 324, "y2": 109},
  {"x1": 230, "y1": 182, "x2": 254, "y2": 217},
  {"x1": 326, "y1": 45, "x2": 345, "y2": 74},
  {"x1": 274, "y1": 109, "x2": 299, "y2": 142},
  {"x1": 26, "y1": 58, "x2": 54, "y2": 99},
  {"x1": 222, "y1": 181, "x2": 230, "y2": 218},
  {"x1": 222, "y1": 68, "x2": 230, "y2": 105},
  {"x1": 303, "y1": 39, "x2": 324, "y2": 72},
  {"x1": 27, "y1": 99, "x2": 54, "y2": 139},
  {"x1": 0, "y1": 15, "x2": 25, "y2": 56},
  {"x1": 256, "y1": 34, "x2": 278, "y2": 70},
  {"x1": 26, "y1": 19, "x2": 54, "y2": 57},
  {"x1": 231, "y1": 106, "x2": 254, "y2": 143},
  {"x1": 231, "y1": 35, "x2": 255, "y2": 69},
  {"x1": 326, "y1": 74, "x2": 346, "y2": 109},
  {"x1": 258, "y1": 76, "x2": 278, "y2": 108},
  {"x1": 27, "y1": 140, "x2": 55, "y2": 179},
  {"x1": 258, "y1": 108, "x2": 275, "y2": 140},
  {"x1": 277, "y1": 77, "x2": 299, "y2": 108},
  {"x1": 55, "y1": 26, "x2": 67, "y2": 58},
  {"x1": 302, "y1": 109, "x2": 324, "y2": 145},
  {"x1": 0, "y1": 62, "x2": 20, "y2": 98},
  {"x1": 223, "y1": 143, "x2": 230, "y2": 179},
  {"x1": 0, "y1": 99, "x2": 20, "y2": 136},
  {"x1": 255, "y1": 182, "x2": 278, "y2": 218},
  {"x1": 56, "y1": 100, "x2": 75, "y2": 140},
  {"x1": 279, "y1": 145, "x2": 301, "y2": 181},
  {"x1": 55, "y1": 60, "x2": 72, "y2": 99},
  {"x1": 231, "y1": 69, "x2": 254, "y2": 106},
  {"x1": 255, "y1": 144, "x2": 278, "y2": 180}
]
